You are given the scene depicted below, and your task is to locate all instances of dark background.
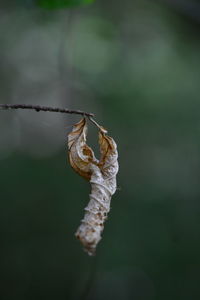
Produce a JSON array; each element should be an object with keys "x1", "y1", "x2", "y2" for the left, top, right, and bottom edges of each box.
[{"x1": 1, "y1": 0, "x2": 200, "y2": 299}]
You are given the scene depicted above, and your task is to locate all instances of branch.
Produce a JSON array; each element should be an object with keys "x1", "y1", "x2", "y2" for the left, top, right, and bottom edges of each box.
[{"x1": 0, "y1": 104, "x2": 94, "y2": 117}]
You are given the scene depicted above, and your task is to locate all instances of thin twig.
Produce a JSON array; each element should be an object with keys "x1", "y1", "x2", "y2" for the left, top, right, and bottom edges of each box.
[{"x1": 0, "y1": 104, "x2": 94, "y2": 117}]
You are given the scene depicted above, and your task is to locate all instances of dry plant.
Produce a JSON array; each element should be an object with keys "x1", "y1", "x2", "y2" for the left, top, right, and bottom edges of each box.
[
  {"x1": 0, "y1": 104, "x2": 119, "y2": 255},
  {"x1": 68, "y1": 118, "x2": 119, "y2": 255}
]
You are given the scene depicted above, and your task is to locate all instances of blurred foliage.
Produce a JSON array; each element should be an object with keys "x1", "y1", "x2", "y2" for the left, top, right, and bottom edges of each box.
[
  {"x1": 36, "y1": 0, "x2": 95, "y2": 9},
  {"x1": 1, "y1": 0, "x2": 200, "y2": 300}
]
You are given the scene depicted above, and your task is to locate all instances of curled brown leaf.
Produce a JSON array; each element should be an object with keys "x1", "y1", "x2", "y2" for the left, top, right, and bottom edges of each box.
[{"x1": 68, "y1": 118, "x2": 119, "y2": 255}]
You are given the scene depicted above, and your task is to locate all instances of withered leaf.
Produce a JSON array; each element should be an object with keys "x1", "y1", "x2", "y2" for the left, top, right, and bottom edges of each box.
[
  {"x1": 68, "y1": 118, "x2": 97, "y2": 180},
  {"x1": 68, "y1": 118, "x2": 119, "y2": 255}
]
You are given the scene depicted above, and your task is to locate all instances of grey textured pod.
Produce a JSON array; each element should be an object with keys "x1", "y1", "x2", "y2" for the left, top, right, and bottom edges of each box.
[{"x1": 68, "y1": 118, "x2": 119, "y2": 255}]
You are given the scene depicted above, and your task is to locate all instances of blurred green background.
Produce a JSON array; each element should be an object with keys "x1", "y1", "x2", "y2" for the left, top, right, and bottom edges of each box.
[{"x1": 1, "y1": 0, "x2": 200, "y2": 299}]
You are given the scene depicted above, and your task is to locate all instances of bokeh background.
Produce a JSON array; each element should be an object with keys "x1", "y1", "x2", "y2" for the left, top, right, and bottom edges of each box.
[{"x1": 1, "y1": 0, "x2": 200, "y2": 299}]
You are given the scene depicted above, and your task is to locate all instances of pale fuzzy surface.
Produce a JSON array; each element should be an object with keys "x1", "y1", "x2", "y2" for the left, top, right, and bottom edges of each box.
[{"x1": 75, "y1": 144, "x2": 118, "y2": 256}]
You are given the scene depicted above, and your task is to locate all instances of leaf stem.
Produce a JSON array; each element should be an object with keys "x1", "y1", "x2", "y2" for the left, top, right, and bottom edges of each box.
[{"x1": 88, "y1": 116, "x2": 107, "y2": 133}]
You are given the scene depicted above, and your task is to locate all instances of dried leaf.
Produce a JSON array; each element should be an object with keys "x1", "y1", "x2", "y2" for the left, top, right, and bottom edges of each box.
[
  {"x1": 68, "y1": 118, "x2": 119, "y2": 255},
  {"x1": 68, "y1": 118, "x2": 97, "y2": 180}
]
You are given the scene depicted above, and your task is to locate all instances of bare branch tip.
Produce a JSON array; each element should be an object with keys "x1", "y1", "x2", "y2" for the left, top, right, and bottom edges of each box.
[{"x1": 0, "y1": 104, "x2": 94, "y2": 118}]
